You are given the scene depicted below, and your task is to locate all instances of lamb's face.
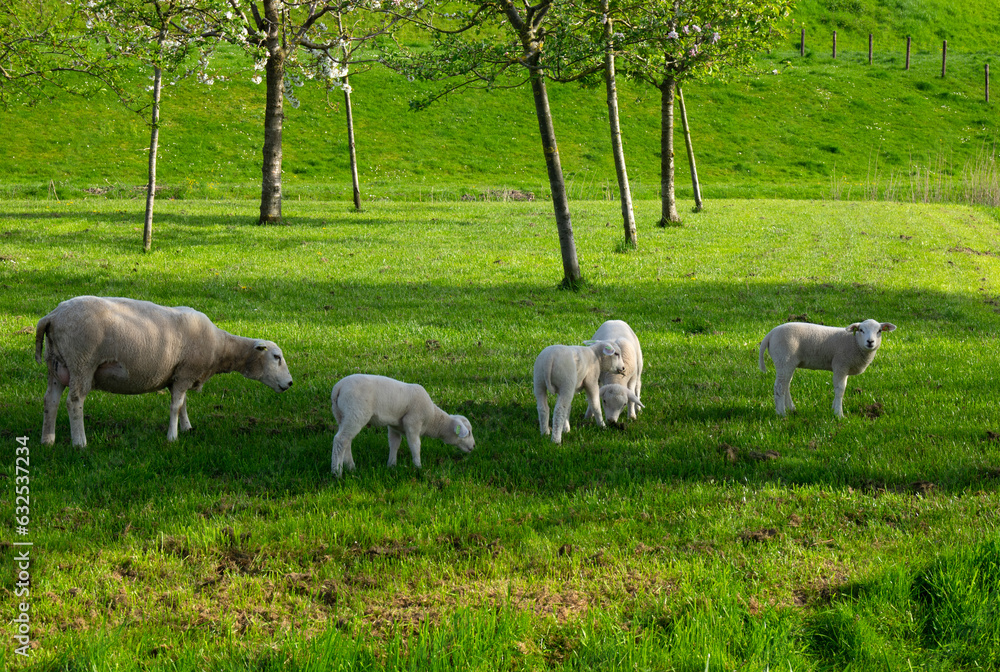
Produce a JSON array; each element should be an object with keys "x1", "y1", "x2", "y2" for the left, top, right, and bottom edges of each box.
[
  {"x1": 850, "y1": 320, "x2": 897, "y2": 352},
  {"x1": 250, "y1": 341, "x2": 294, "y2": 392},
  {"x1": 450, "y1": 415, "x2": 475, "y2": 453},
  {"x1": 600, "y1": 343, "x2": 626, "y2": 376},
  {"x1": 600, "y1": 385, "x2": 629, "y2": 423}
]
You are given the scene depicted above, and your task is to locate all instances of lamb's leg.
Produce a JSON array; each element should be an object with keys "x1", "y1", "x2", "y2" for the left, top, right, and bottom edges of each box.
[
  {"x1": 773, "y1": 369, "x2": 794, "y2": 416},
  {"x1": 535, "y1": 385, "x2": 551, "y2": 437},
  {"x1": 41, "y1": 366, "x2": 66, "y2": 445},
  {"x1": 178, "y1": 396, "x2": 192, "y2": 433},
  {"x1": 167, "y1": 386, "x2": 188, "y2": 441},
  {"x1": 387, "y1": 427, "x2": 403, "y2": 467},
  {"x1": 832, "y1": 370, "x2": 848, "y2": 418},
  {"x1": 65, "y1": 377, "x2": 92, "y2": 448},
  {"x1": 628, "y1": 379, "x2": 641, "y2": 419},
  {"x1": 551, "y1": 393, "x2": 573, "y2": 444},
  {"x1": 583, "y1": 382, "x2": 605, "y2": 428},
  {"x1": 404, "y1": 427, "x2": 422, "y2": 469},
  {"x1": 330, "y1": 432, "x2": 353, "y2": 477}
]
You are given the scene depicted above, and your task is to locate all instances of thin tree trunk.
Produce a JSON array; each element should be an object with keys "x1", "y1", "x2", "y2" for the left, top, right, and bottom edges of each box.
[
  {"x1": 143, "y1": 64, "x2": 162, "y2": 251},
  {"x1": 528, "y1": 59, "x2": 581, "y2": 287},
  {"x1": 601, "y1": 0, "x2": 636, "y2": 247},
  {"x1": 343, "y1": 75, "x2": 361, "y2": 210},
  {"x1": 259, "y1": 0, "x2": 284, "y2": 224},
  {"x1": 677, "y1": 86, "x2": 702, "y2": 212},
  {"x1": 659, "y1": 74, "x2": 680, "y2": 226}
]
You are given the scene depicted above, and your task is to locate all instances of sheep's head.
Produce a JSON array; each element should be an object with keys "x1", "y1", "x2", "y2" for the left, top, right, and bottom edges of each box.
[
  {"x1": 600, "y1": 384, "x2": 644, "y2": 423},
  {"x1": 246, "y1": 340, "x2": 294, "y2": 392},
  {"x1": 586, "y1": 340, "x2": 626, "y2": 376},
  {"x1": 448, "y1": 415, "x2": 475, "y2": 453},
  {"x1": 848, "y1": 320, "x2": 897, "y2": 352}
]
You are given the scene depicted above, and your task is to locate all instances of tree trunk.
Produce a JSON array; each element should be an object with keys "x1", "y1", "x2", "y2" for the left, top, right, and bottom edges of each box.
[
  {"x1": 601, "y1": 1, "x2": 636, "y2": 247},
  {"x1": 259, "y1": 0, "x2": 284, "y2": 224},
  {"x1": 528, "y1": 60, "x2": 581, "y2": 287},
  {"x1": 143, "y1": 64, "x2": 162, "y2": 251},
  {"x1": 659, "y1": 75, "x2": 680, "y2": 226},
  {"x1": 677, "y1": 86, "x2": 702, "y2": 212},
  {"x1": 343, "y1": 75, "x2": 361, "y2": 210}
]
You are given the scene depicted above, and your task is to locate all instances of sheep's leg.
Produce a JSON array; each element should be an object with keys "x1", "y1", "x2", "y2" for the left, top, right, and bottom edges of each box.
[
  {"x1": 832, "y1": 370, "x2": 848, "y2": 418},
  {"x1": 65, "y1": 377, "x2": 92, "y2": 448},
  {"x1": 551, "y1": 393, "x2": 574, "y2": 444},
  {"x1": 387, "y1": 427, "x2": 403, "y2": 467},
  {"x1": 535, "y1": 386, "x2": 551, "y2": 437},
  {"x1": 330, "y1": 432, "x2": 354, "y2": 477},
  {"x1": 167, "y1": 386, "x2": 189, "y2": 441},
  {"x1": 404, "y1": 427, "x2": 422, "y2": 469},
  {"x1": 629, "y1": 379, "x2": 642, "y2": 419},
  {"x1": 773, "y1": 369, "x2": 794, "y2": 416},
  {"x1": 178, "y1": 396, "x2": 192, "y2": 434},
  {"x1": 41, "y1": 366, "x2": 66, "y2": 445},
  {"x1": 583, "y1": 382, "x2": 605, "y2": 428}
]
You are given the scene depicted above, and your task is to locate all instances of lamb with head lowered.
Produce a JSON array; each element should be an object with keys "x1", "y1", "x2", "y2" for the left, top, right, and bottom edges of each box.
[
  {"x1": 583, "y1": 319, "x2": 644, "y2": 423},
  {"x1": 330, "y1": 373, "x2": 474, "y2": 476},
  {"x1": 35, "y1": 295, "x2": 293, "y2": 447},
  {"x1": 533, "y1": 340, "x2": 625, "y2": 444},
  {"x1": 758, "y1": 319, "x2": 897, "y2": 417}
]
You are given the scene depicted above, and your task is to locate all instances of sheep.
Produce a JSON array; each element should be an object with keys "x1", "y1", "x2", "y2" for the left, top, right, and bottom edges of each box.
[
  {"x1": 330, "y1": 374, "x2": 474, "y2": 476},
  {"x1": 35, "y1": 295, "x2": 293, "y2": 447},
  {"x1": 758, "y1": 319, "x2": 897, "y2": 417},
  {"x1": 533, "y1": 340, "x2": 625, "y2": 444},
  {"x1": 584, "y1": 319, "x2": 644, "y2": 422}
]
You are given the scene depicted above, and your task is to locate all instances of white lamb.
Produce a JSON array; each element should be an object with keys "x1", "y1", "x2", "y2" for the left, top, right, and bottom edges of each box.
[
  {"x1": 533, "y1": 340, "x2": 625, "y2": 444},
  {"x1": 35, "y1": 295, "x2": 293, "y2": 447},
  {"x1": 330, "y1": 374, "x2": 474, "y2": 476},
  {"x1": 758, "y1": 319, "x2": 897, "y2": 417},
  {"x1": 584, "y1": 319, "x2": 644, "y2": 423}
]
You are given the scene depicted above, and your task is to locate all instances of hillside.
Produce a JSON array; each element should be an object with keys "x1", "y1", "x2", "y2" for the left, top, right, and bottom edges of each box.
[{"x1": 0, "y1": 2, "x2": 996, "y2": 204}]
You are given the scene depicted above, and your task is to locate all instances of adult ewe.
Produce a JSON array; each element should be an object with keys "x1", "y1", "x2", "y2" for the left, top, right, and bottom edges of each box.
[
  {"x1": 758, "y1": 319, "x2": 896, "y2": 417},
  {"x1": 330, "y1": 374, "x2": 474, "y2": 476},
  {"x1": 35, "y1": 296, "x2": 293, "y2": 446}
]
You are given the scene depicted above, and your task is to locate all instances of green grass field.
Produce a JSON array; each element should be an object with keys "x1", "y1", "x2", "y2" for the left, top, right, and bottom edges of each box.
[{"x1": 1, "y1": 197, "x2": 999, "y2": 669}]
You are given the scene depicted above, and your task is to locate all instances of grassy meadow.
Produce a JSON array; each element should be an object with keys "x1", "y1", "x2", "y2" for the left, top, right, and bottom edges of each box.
[{"x1": 1, "y1": 197, "x2": 1000, "y2": 669}]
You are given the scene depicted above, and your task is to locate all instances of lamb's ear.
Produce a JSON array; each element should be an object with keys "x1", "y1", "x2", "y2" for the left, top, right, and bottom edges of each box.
[
  {"x1": 602, "y1": 343, "x2": 616, "y2": 356},
  {"x1": 454, "y1": 421, "x2": 470, "y2": 439},
  {"x1": 582, "y1": 339, "x2": 597, "y2": 346},
  {"x1": 627, "y1": 390, "x2": 645, "y2": 408},
  {"x1": 880, "y1": 323, "x2": 897, "y2": 332},
  {"x1": 847, "y1": 323, "x2": 861, "y2": 333},
  {"x1": 255, "y1": 342, "x2": 269, "y2": 352}
]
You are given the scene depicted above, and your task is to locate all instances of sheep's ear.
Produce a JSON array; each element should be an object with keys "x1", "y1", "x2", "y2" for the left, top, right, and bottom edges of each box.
[
  {"x1": 454, "y1": 421, "x2": 470, "y2": 439},
  {"x1": 627, "y1": 390, "x2": 644, "y2": 408},
  {"x1": 602, "y1": 344, "x2": 616, "y2": 356},
  {"x1": 255, "y1": 343, "x2": 268, "y2": 351},
  {"x1": 582, "y1": 339, "x2": 597, "y2": 346},
  {"x1": 881, "y1": 323, "x2": 897, "y2": 332},
  {"x1": 847, "y1": 323, "x2": 861, "y2": 333}
]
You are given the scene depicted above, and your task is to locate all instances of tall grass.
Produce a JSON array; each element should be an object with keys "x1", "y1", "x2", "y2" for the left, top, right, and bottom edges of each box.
[{"x1": 857, "y1": 142, "x2": 1000, "y2": 206}]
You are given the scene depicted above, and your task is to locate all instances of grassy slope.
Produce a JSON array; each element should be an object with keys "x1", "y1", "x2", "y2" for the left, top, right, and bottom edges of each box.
[
  {"x1": 1, "y1": 198, "x2": 999, "y2": 669},
  {"x1": 0, "y1": 18, "x2": 996, "y2": 203}
]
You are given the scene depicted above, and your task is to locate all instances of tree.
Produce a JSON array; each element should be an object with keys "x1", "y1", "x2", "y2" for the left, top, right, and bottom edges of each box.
[
  {"x1": 81, "y1": 0, "x2": 232, "y2": 250},
  {"x1": 225, "y1": 0, "x2": 409, "y2": 223},
  {"x1": 388, "y1": 0, "x2": 585, "y2": 288},
  {"x1": 619, "y1": 0, "x2": 789, "y2": 225}
]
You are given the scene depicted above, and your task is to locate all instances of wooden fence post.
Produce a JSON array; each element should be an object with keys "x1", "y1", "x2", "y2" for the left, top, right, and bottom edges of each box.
[
  {"x1": 987, "y1": 63, "x2": 991, "y2": 103},
  {"x1": 832, "y1": 31, "x2": 837, "y2": 58},
  {"x1": 942, "y1": 40, "x2": 947, "y2": 77},
  {"x1": 800, "y1": 28, "x2": 805, "y2": 56},
  {"x1": 868, "y1": 33, "x2": 873, "y2": 64},
  {"x1": 906, "y1": 36, "x2": 911, "y2": 70}
]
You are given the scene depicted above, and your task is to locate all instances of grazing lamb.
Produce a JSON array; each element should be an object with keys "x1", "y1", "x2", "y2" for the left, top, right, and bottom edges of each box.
[
  {"x1": 758, "y1": 319, "x2": 897, "y2": 417},
  {"x1": 35, "y1": 296, "x2": 293, "y2": 447},
  {"x1": 330, "y1": 374, "x2": 474, "y2": 476},
  {"x1": 584, "y1": 319, "x2": 644, "y2": 422},
  {"x1": 533, "y1": 340, "x2": 625, "y2": 444}
]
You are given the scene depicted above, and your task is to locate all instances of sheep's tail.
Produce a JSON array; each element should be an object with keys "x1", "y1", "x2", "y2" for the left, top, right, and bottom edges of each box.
[
  {"x1": 758, "y1": 332, "x2": 770, "y2": 373},
  {"x1": 34, "y1": 315, "x2": 51, "y2": 364},
  {"x1": 330, "y1": 379, "x2": 343, "y2": 423}
]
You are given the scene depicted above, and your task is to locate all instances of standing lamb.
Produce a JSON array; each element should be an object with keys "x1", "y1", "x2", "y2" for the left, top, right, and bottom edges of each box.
[
  {"x1": 330, "y1": 374, "x2": 474, "y2": 476},
  {"x1": 758, "y1": 319, "x2": 897, "y2": 417},
  {"x1": 584, "y1": 319, "x2": 644, "y2": 423},
  {"x1": 533, "y1": 340, "x2": 625, "y2": 444},
  {"x1": 35, "y1": 296, "x2": 293, "y2": 447}
]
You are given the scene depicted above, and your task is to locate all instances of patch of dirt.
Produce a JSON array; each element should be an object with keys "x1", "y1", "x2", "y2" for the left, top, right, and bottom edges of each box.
[
  {"x1": 949, "y1": 245, "x2": 999, "y2": 257},
  {"x1": 909, "y1": 481, "x2": 936, "y2": 496},
  {"x1": 741, "y1": 528, "x2": 779, "y2": 543},
  {"x1": 862, "y1": 402, "x2": 884, "y2": 419},
  {"x1": 720, "y1": 443, "x2": 780, "y2": 463}
]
